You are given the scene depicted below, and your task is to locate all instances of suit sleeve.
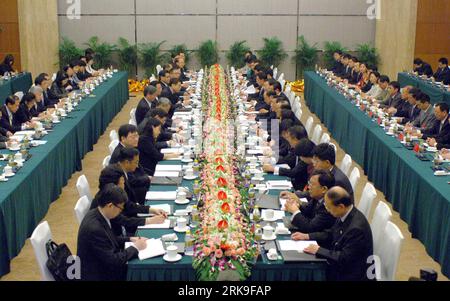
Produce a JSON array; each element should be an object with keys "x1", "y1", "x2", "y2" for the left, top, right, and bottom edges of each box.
[
  {"x1": 292, "y1": 209, "x2": 335, "y2": 234},
  {"x1": 309, "y1": 228, "x2": 334, "y2": 248}
]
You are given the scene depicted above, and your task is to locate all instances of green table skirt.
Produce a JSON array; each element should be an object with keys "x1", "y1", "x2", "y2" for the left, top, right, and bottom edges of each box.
[
  {"x1": 126, "y1": 160, "x2": 327, "y2": 281},
  {"x1": 0, "y1": 73, "x2": 32, "y2": 104},
  {"x1": 304, "y1": 71, "x2": 450, "y2": 278},
  {"x1": 0, "y1": 72, "x2": 129, "y2": 277},
  {"x1": 398, "y1": 72, "x2": 450, "y2": 105}
]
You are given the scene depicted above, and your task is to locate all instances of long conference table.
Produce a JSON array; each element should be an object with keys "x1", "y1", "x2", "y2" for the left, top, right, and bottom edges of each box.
[
  {"x1": 127, "y1": 161, "x2": 327, "y2": 281},
  {"x1": 398, "y1": 72, "x2": 450, "y2": 105},
  {"x1": 304, "y1": 71, "x2": 450, "y2": 278},
  {"x1": 0, "y1": 73, "x2": 33, "y2": 104},
  {"x1": 0, "y1": 72, "x2": 129, "y2": 277}
]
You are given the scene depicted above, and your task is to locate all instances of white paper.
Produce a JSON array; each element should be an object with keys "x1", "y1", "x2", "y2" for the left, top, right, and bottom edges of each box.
[
  {"x1": 125, "y1": 238, "x2": 166, "y2": 260},
  {"x1": 155, "y1": 165, "x2": 182, "y2": 172},
  {"x1": 278, "y1": 240, "x2": 318, "y2": 252},
  {"x1": 245, "y1": 85, "x2": 256, "y2": 94},
  {"x1": 31, "y1": 140, "x2": 48, "y2": 146},
  {"x1": 138, "y1": 219, "x2": 171, "y2": 229},
  {"x1": 267, "y1": 181, "x2": 293, "y2": 190},
  {"x1": 146, "y1": 191, "x2": 177, "y2": 201},
  {"x1": 166, "y1": 156, "x2": 183, "y2": 161},
  {"x1": 161, "y1": 148, "x2": 183, "y2": 154},
  {"x1": 279, "y1": 198, "x2": 287, "y2": 210},
  {"x1": 275, "y1": 164, "x2": 291, "y2": 170},
  {"x1": 13, "y1": 131, "x2": 35, "y2": 136},
  {"x1": 248, "y1": 149, "x2": 263, "y2": 155},
  {"x1": 153, "y1": 171, "x2": 180, "y2": 178},
  {"x1": 150, "y1": 204, "x2": 172, "y2": 215},
  {"x1": 299, "y1": 198, "x2": 309, "y2": 204},
  {"x1": 262, "y1": 209, "x2": 285, "y2": 220}
]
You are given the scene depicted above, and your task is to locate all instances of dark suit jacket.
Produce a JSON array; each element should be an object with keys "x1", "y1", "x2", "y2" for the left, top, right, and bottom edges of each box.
[
  {"x1": 309, "y1": 207, "x2": 373, "y2": 281},
  {"x1": 291, "y1": 197, "x2": 336, "y2": 233},
  {"x1": 0, "y1": 64, "x2": 13, "y2": 76},
  {"x1": 423, "y1": 116, "x2": 450, "y2": 149},
  {"x1": 0, "y1": 131, "x2": 7, "y2": 149},
  {"x1": 0, "y1": 106, "x2": 22, "y2": 133},
  {"x1": 279, "y1": 161, "x2": 309, "y2": 191},
  {"x1": 331, "y1": 61, "x2": 344, "y2": 75},
  {"x1": 15, "y1": 104, "x2": 32, "y2": 124},
  {"x1": 48, "y1": 82, "x2": 68, "y2": 100},
  {"x1": 277, "y1": 147, "x2": 297, "y2": 169},
  {"x1": 135, "y1": 98, "x2": 155, "y2": 126},
  {"x1": 331, "y1": 167, "x2": 354, "y2": 198},
  {"x1": 415, "y1": 63, "x2": 433, "y2": 77},
  {"x1": 433, "y1": 67, "x2": 450, "y2": 85},
  {"x1": 138, "y1": 135, "x2": 164, "y2": 176},
  {"x1": 110, "y1": 144, "x2": 151, "y2": 204},
  {"x1": 76, "y1": 209, "x2": 139, "y2": 281}
]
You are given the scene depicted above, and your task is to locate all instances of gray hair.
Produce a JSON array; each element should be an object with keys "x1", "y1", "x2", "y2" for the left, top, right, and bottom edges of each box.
[
  {"x1": 157, "y1": 97, "x2": 171, "y2": 107},
  {"x1": 29, "y1": 85, "x2": 43, "y2": 95},
  {"x1": 144, "y1": 85, "x2": 157, "y2": 96}
]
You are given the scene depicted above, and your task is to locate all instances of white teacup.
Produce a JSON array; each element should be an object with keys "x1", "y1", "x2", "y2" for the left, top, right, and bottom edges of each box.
[
  {"x1": 189, "y1": 139, "x2": 195, "y2": 147},
  {"x1": 265, "y1": 209, "x2": 275, "y2": 220},
  {"x1": 263, "y1": 225, "x2": 275, "y2": 238},
  {"x1": 0, "y1": 174, "x2": 6, "y2": 181},
  {"x1": 4, "y1": 166, "x2": 13, "y2": 175},
  {"x1": 14, "y1": 152, "x2": 23, "y2": 161},
  {"x1": 176, "y1": 217, "x2": 187, "y2": 229},
  {"x1": 184, "y1": 151, "x2": 192, "y2": 160},
  {"x1": 177, "y1": 191, "x2": 187, "y2": 201},
  {"x1": 248, "y1": 157, "x2": 258, "y2": 164},
  {"x1": 9, "y1": 141, "x2": 19, "y2": 149},
  {"x1": 268, "y1": 248, "x2": 277, "y2": 259},
  {"x1": 166, "y1": 245, "x2": 178, "y2": 259},
  {"x1": 52, "y1": 115, "x2": 59, "y2": 122},
  {"x1": 185, "y1": 168, "x2": 194, "y2": 177}
]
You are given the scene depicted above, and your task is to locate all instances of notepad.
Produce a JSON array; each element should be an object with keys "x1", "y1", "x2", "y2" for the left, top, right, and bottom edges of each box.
[
  {"x1": 262, "y1": 209, "x2": 285, "y2": 220},
  {"x1": 146, "y1": 191, "x2": 177, "y2": 201},
  {"x1": 155, "y1": 165, "x2": 182, "y2": 172},
  {"x1": 153, "y1": 171, "x2": 180, "y2": 178},
  {"x1": 266, "y1": 180, "x2": 293, "y2": 190},
  {"x1": 248, "y1": 149, "x2": 264, "y2": 155},
  {"x1": 151, "y1": 204, "x2": 172, "y2": 215},
  {"x1": 138, "y1": 219, "x2": 171, "y2": 229},
  {"x1": 278, "y1": 240, "x2": 318, "y2": 252},
  {"x1": 125, "y1": 238, "x2": 166, "y2": 260},
  {"x1": 166, "y1": 156, "x2": 183, "y2": 161},
  {"x1": 161, "y1": 148, "x2": 183, "y2": 154}
]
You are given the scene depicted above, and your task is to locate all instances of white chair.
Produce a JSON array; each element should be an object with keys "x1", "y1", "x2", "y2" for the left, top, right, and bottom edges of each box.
[
  {"x1": 102, "y1": 155, "x2": 111, "y2": 168},
  {"x1": 348, "y1": 167, "x2": 361, "y2": 193},
  {"x1": 156, "y1": 65, "x2": 163, "y2": 74},
  {"x1": 278, "y1": 73, "x2": 285, "y2": 82},
  {"x1": 292, "y1": 97, "x2": 300, "y2": 112},
  {"x1": 294, "y1": 108, "x2": 302, "y2": 122},
  {"x1": 51, "y1": 73, "x2": 57, "y2": 82},
  {"x1": 74, "y1": 196, "x2": 91, "y2": 225},
  {"x1": 371, "y1": 201, "x2": 392, "y2": 255},
  {"x1": 279, "y1": 79, "x2": 286, "y2": 92},
  {"x1": 109, "y1": 140, "x2": 119, "y2": 155},
  {"x1": 339, "y1": 154, "x2": 353, "y2": 177},
  {"x1": 285, "y1": 85, "x2": 292, "y2": 94},
  {"x1": 14, "y1": 91, "x2": 24, "y2": 101},
  {"x1": 295, "y1": 96, "x2": 301, "y2": 106},
  {"x1": 305, "y1": 116, "x2": 314, "y2": 137},
  {"x1": 311, "y1": 125, "x2": 323, "y2": 145},
  {"x1": 76, "y1": 175, "x2": 93, "y2": 202},
  {"x1": 357, "y1": 183, "x2": 377, "y2": 219},
  {"x1": 130, "y1": 108, "x2": 137, "y2": 126},
  {"x1": 320, "y1": 133, "x2": 331, "y2": 144},
  {"x1": 149, "y1": 74, "x2": 156, "y2": 82},
  {"x1": 329, "y1": 143, "x2": 337, "y2": 153},
  {"x1": 376, "y1": 221, "x2": 404, "y2": 281},
  {"x1": 273, "y1": 67, "x2": 278, "y2": 79},
  {"x1": 30, "y1": 221, "x2": 54, "y2": 281},
  {"x1": 109, "y1": 130, "x2": 119, "y2": 142}
]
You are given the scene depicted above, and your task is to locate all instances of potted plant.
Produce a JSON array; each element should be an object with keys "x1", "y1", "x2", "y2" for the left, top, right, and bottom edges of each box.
[
  {"x1": 58, "y1": 37, "x2": 83, "y2": 68},
  {"x1": 257, "y1": 37, "x2": 288, "y2": 67},
  {"x1": 356, "y1": 43, "x2": 380, "y2": 69},
  {"x1": 139, "y1": 41, "x2": 167, "y2": 78},
  {"x1": 84, "y1": 36, "x2": 117, "y2": 69},
  {"x1": 169, "y1": 44, "x2": 191, "y2": 65},
  {"x1": 323, "y1": 41, "x2": 348, "y2": 69},
  {"x1": 226, "y1": 41, "x2": 250, "y2": 69},
  {"x1": 196, "y1": 40, "x2": 219, "y2": 68},
  {"x1": 117, "y1": 37, "x2": 138, "y2": 78},
  {"x1": 294, "y1": 36, "x2": 319, "y2": 79}
]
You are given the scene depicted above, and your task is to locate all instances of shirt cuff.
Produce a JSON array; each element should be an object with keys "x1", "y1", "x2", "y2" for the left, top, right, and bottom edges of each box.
[{"x1": 274, "y1": 166, "x2": 280, "y2": 176}]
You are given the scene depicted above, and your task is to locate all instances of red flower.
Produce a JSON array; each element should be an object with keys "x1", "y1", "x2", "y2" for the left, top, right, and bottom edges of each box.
[
  {"x1": 215, "y1": 157, "x2": 224, "y2": 164},
  {"x1": 218, "y1": 190, "x2": 227, "y2": 200},
  {"x1": 221, "y1": 202, "x2": 230, "y2": 213},
  {"x1": 218, "y1": 220, "x2": 228, "y2": 230},
  {"x1": 217, "y1": 177, "x2": 227, "y2": 187},
  {"x1": 220, "y1": 243, "x2": 231, "y2": 251},
  {"x1": 216, "y1": 165, "x2": 225, "y2": 172}
]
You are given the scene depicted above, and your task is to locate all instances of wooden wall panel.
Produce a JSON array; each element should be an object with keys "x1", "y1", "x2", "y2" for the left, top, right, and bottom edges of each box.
[{"x1": 0, "y1": 0, "x2": 22, "y2": 70}]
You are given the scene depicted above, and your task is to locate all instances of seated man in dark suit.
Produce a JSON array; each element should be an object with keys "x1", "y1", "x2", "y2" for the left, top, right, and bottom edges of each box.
[
  {"x1": 0, "y1": 123, "x2": 12, "y2": 149},
  {"x1": 423, "y1": 103, "x2": 450, "y2": 150},
  {"x1": 268, "y1": 79, "x2": 289, "y2": 101},
  {"x1": 135, "y1": 85, "x2": 158, "y2": 126},
  {"x1": 292, "y1": 187, "x2": 373, "y2": 281},
  {"x1": 379, "y1": 81, "x2": 402, "y2": 109},
  {"x1": 312, "y1": 143, "x2": 354, "y2": 198},
  {"x1": 432, "y1": 57, "x2": 450, "y2": 85},
  {"x1": 0, "y1": 96, "x2": 29, "y2": 133},
  {"x1": 331, "y1": 50, "x2": 344, "y2": 75},
  {"x1": 284, "y1": 170, "x2": 337, "y2": 233},
  {"x1": 111, "y1": 124, "x2": 152, "y2": 203},
  {"x1": 272, "y1": 125, "x2": 308, "y2": 169},
  {"x1": 413, "y1": 58, "x2": 433, "y2": 77},
  {"x1": 160, "y1": 78, "x2": 190, "y2": 117},
  {"x1": 77, "y1": 184, "x2": 147, "y2": 281}
]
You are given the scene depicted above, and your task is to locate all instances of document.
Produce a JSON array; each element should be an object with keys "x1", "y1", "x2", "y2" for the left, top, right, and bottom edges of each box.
[
  {"x1": 146, "y1": 191, "x2": 177, "y2": 201},
  {"x1": 155, "y1": 165, "x2": 183, "y2": 172},
  {"x1": 125, "y1": 238, "x2": 166, "y2": 260},
  {"x1": 138, "y1": 219, "x2": 171, "y2": 229},
  {"x1": 278, "y1": 240, "x2": 318, "y2": 253},
  {"x1": 153, "y1": 171, "x2": 180, "y2": 178}
]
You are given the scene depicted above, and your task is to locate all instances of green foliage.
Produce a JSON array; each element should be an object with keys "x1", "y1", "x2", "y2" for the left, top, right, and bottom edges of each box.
[
  {"x1": 58, "y1": 37, "x2": 83, "y2": 68},
  {"x1": 323, "y1": 41, "x2": 348, "y2": 69},
  {"x1": 117, "y1": 37, "x2": 138, "y2": 78},
  {"x1": 294, "y1": 36, "x2": 319, "y2": 78},
  {"x1": 169, "y1": 44, "x2": 191, "y2": 65},
  {"x1": 356, "y1": 43, "x2": 380, "y2": 68},
  {"x1": 197, "y1": 40, "x2": 219, "y2": 68},
  {"x1": 256, "y1": 37, "x2": 288, "y2": 67},
  {"x1": 226, "y1": 41, "x2": 251, "y2": 69},
  {"x1": 138, "y1": 41, "x2": 167, "y2": 78},
  {"x1": 84, "y1": 36, "x2": 117, "y2": 69}
]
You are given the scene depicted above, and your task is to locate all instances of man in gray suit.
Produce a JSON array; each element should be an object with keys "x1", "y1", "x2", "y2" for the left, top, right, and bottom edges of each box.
[
  {"x1": 379, "y1": 81, "x2": 402, "y2": 109},
  {"x1": 411, "y1": 93, "x2": 436, "y2": 132}
]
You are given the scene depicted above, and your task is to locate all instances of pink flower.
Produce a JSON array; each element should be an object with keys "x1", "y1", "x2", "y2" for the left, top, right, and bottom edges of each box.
[
  {"x1": 215, "y1": 249, "x2": 223, "y2": 259},
  {"x1": 236, "y1": 248, "x2": 245, "y2": 256},
  {"x1": 203, "y1": 247, "x2": 212, "y2": 256}
]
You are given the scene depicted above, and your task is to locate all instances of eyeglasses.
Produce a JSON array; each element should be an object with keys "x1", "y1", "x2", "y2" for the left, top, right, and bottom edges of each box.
[{"x1": 113, "y1": 204, "x2": 125, "y2": 211}]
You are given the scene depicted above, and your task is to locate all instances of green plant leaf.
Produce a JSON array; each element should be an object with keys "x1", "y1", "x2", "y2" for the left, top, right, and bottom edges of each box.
[
  {"x1": 323, "y1": 41, "x2": 348, "y2": 69},
  {"x1": 58, "y1": 37, "x2": 83, "y2": 68},
  {"x1": 293, "y1": 35, "x2": 319, "y2": 79},
  {"x1": 226, "y1": 41, "x2": 250, "y2": 69},
  {"x1": 84, "y1": 36, "x2": 117, "y2": 69},
  {"x1": 256, "y1": 37, "x2": 288, "y2": 67},
  {"x1": 356, "y1": 43, "x2": 380, "y2": 69},
  {"x1": 169, "y1": 44, "x2": 191, "y2": 65},
  {"x1": 138, "y1": 41, "x2": 167, "y2": 78},
  {"x1": 196, "y1": 40, "x2": 219, "y2": 68},
  {"x1": 117, "y1": 37, "x2": 138, "y2": 78}
]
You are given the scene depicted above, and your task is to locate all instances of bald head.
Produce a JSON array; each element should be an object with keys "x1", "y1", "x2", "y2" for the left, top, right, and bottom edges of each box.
[{"x1": 327, "y1": 187, "x2": 352, "y2": 206}]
